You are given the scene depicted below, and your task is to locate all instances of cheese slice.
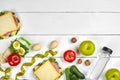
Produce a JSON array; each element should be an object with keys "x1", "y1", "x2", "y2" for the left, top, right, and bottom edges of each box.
[
  {"x1": 34, "y1": 60, "x2": 60, "y2": 80},
  {"x1": 0, "y1": 12, "x2": 18, "y2": 36}
]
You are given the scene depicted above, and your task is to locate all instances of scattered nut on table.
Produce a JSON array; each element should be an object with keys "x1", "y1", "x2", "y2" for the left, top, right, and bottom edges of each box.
[
  {"x1": 78, "y1": 58, "x2": 82, "y2": 64},
  {"x1": 32, "y1": 43, "x2": 41, "y2": 51},
  {"x1": 85, "y1": 59, "x2": 91, "y2": 66},
  {"x1": 50, "y1": 40, "x2": 58, "y2": 49},
  {"x1": 76, "y1": 48, "x2": 80, "y2": 54},
  {"x1": 71, "y1": 37, "x2": 77, "y2": 43}
]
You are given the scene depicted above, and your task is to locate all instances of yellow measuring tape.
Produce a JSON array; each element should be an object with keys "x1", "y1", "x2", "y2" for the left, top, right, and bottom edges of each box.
[
  {"x1": 0, "y1": 67, "x2": 11, "y2": 80},
  {"x1": 15, "y1": 50, "x2": 57, "y2": 80}
]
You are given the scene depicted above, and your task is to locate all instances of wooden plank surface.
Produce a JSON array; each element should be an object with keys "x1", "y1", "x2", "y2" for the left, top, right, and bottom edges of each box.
[
  {"x1": 1, "y1": 0, "x2": 120, "y2": 80},
  {"x1": 0, "y1": 0, "x2": 120, "y2": 12},
  {"x1": 1, "y1": 0, "x2": 120, "y2": 34},
  {"x1": 15, "y1": 13, "x2": 120, "y2": 34}
]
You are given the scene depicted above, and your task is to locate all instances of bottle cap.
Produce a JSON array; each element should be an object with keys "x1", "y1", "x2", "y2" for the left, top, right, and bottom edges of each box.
[{"x1": 102, "y1": 47, "x2": 113, "y2": 54}]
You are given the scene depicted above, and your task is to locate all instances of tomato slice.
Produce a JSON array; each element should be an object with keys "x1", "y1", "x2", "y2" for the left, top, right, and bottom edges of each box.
[
  {"x1": 7, "y1": 53, "x2": 21, "y2": 66},
  {"x1": 63, "y1": 50, "x2": 76, "y2": 63}
]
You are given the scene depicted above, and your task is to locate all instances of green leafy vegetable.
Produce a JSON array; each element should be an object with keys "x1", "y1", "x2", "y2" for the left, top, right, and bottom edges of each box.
[
  {"x1": 9, "y1": 37, "x2": 31, "y2": 57},
  {"x1": 17, "y1": 37, "x2": 31, "y2": 47},
  {"x1": 0, "y1": 12, "x2": 5, "y2": 16},
  {"x1": 0, "y1": 37, "x2": 3, "y2": 40},
  {"x1": 49, "y1": 57, "x2": 56, "y2": 62}
]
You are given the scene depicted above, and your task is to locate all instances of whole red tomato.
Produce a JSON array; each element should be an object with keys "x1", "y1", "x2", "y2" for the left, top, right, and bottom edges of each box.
[
  {"x1": 7, "y1": 53, "x2": 21, "y2": 66},
  {"x1": 63, "y1": 50, "x2": 76, "y2": 63}
]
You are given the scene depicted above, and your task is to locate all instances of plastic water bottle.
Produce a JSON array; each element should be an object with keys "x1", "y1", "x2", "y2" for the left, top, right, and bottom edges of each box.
[{"x1": 86, "y1": 47, "x2": 113, "y2": 80}]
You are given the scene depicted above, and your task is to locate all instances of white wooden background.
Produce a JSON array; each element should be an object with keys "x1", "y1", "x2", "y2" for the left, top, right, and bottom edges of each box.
[
  {"x1": 1, "y1": 0, "x2": 120, "y2": 80},
  {"x1": 1, "y1": 0, "x2": 120, "y2": 34}
]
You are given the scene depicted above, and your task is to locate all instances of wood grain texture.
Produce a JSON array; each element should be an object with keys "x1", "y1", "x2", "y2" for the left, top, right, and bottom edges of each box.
[
  {"x1": 1, "y1": 0, "x2": 120, "y2": 34},
  {"x1": 0, "y1": 0, "x2": 120, "y2": 12},
  {"x1": 0, "y1": 1, "x2": 120, "y2": 80},
  {"x1": 16, "y1": 13, "x2": 120, "y2": 34}
]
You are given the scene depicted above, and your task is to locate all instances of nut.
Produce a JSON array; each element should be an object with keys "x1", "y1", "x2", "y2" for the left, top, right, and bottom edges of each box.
[
  {"x1": 76, "y1": 48, "x2": 80, "y2": 54},
  {"x1": 78, "y1": 58, "x2": 82, "y2": 64},
  {"x1": 71, "y1": 37, "x2": 77, "y2": 43},
  {"x1": 50, "y1": 40, "x2": 58, "y2": 49},
  {"x1": 85, "y1": 59, "x2": 91, "y2": 66},
  {"x1": 32, "y1": 43, "x2": 41, "y2": 51}
]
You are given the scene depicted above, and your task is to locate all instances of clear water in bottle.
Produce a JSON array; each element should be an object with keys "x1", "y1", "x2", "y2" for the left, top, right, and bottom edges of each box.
[{"x1": 86, "y1": 47, "x2": 113, "y2": 80}]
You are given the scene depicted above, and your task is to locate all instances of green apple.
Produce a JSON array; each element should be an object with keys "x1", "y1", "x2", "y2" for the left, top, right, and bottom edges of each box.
[
  {"x1": 108, "y1": 77, "x2": 120, "y2": 80},
  {"x1": 105, "y1": 68, "x2": 120, "y2": 80},
  {"x1": 79, "y1": 40, "x2": 95, "y2": 56}
]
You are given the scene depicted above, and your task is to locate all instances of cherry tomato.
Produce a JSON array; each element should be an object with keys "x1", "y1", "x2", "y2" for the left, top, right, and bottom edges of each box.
[
  {"x1": 63, "y1": 50, "x2": 76, "y2": 63},
  {"x1": 7, "y1": 53, "x2": 21, "y2": 66}
]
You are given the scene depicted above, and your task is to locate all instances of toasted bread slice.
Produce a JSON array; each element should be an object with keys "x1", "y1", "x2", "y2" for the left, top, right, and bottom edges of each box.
[
  {"x1": 34, "y1": 60, "x2": 60, "y2": 80},
  {"x1": 0, "y1": 12, "x2": 18, "y2": 36}
]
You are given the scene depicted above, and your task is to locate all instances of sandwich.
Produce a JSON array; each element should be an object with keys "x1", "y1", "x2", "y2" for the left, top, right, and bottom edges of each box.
[
  {"x1": 0, "y1": 11, "x2": 20, "y2": 39},
  {"x1": 33, "y1": 57, "x2": 62, "y2": 80}
]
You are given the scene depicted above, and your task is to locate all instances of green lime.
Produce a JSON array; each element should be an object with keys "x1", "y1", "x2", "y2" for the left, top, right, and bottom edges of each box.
[{"x1": 79, "y1": 40, "x2": 95, "y2": 56}]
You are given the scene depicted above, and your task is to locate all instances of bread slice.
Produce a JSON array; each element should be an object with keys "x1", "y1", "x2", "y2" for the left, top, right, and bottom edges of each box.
[
  {"x1": 34, "y1": 60, "x2": 60, "y2": 80},
  {"x1": 0, "y1": 54, "x2": 6, "y2": 64},
  {"x1": 0, "y1": 12, "x2": 18, "y2": 36}
]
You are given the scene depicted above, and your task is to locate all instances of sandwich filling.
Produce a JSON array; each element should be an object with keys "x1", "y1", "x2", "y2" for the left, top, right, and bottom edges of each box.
[
  {"x1": 33, "y1": 58, "x2": 62, "y2": 80},
  {"x1": 0, "y1": 11, "x2": 20, "y2": 39}
]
